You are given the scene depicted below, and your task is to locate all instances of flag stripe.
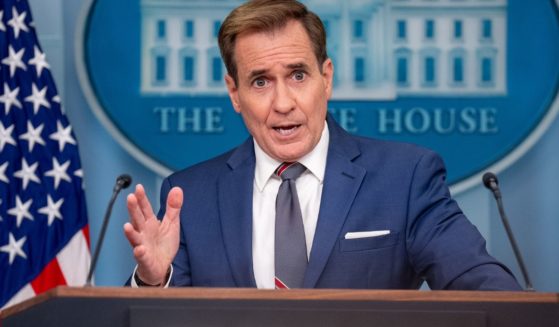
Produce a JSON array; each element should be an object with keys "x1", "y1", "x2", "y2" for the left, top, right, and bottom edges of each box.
[
  {"x1": 82, "y1": 225, "x2": 91, "y2": 251},
  {"x1": 30, "y1": 258, "x2": 67, "y2": 294},
  {"x1": 57, "y1": 227, "x2": 90, "y2": 286},
  {"x1": 1, "y1": 284, "x2": 35, "y2": 310}
]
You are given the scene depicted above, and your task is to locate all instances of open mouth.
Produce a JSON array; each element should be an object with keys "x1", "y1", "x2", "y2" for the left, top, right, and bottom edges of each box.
[{"x1": 274, "y1": 124, "x2": 301, "y2": 136}]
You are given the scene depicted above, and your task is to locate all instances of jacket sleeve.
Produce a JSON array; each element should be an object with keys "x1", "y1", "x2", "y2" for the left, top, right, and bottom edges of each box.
[{"x1": 404, "y1": 150, "x2": 521, "y2": 290}]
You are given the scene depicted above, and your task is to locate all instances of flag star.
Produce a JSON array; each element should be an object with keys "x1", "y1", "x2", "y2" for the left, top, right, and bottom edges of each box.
[
  {"x1": 38, "y1": 195, "x2": 64, "y2": 226},
  {"x1": 19, "y1": 121, "x2": 45, "y2": 152},
  {"x1": 1, "y1": 46, "x2": 26, "y2": 78},
  {"x1": 0, "y1": 122, "x2": 17, "y2": 151},
  {"x1": 7, "y1": 195, "x2": 34, "y2": 228},
  {"x1": 13, "y1": 158, "x2": 40, "y2": 190},
  {"x1": 24, "y1": 83, "x2": 50, "y2": 114},
  {"x1": 0, "y1": 162, "x2": 7, "y2": 183},
  {"x1": 74, "y1": 168, "x2": 85, "y2": 189},
  {"x1": 7, "y1": 7, "x2": 29, "y2": 39},
  {"x1": 52, "y1": 95, "x2": 61, "y2": 103},
  {"x1": 45, "y1": 157, "x2": 71, "y2": 189},
  {"x1": 50, "y1": 120, "x2": 76, "y2": 151},
  {"x1": 0, "y1": 11, "x2": 5, "y2": 32},
  {"x1": 28, "y1": 46, "x2": 50, "y2": 77},
  {"x1": 0, "y1": 83, "x2": 22, "y2": 114},
  {"x1": 0, "y1": 233, "x2": 27, "y2": 265}
]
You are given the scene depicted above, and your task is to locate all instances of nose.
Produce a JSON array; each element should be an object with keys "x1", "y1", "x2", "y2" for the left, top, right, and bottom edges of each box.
[{"x1": 271, "y1": 80, "x2": 296, "y2": 114}]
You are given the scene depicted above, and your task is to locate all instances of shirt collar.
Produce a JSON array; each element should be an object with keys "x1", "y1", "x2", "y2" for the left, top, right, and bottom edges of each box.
[{"x1": 253, "y1": 122, "x2": 330, "y2": 192}]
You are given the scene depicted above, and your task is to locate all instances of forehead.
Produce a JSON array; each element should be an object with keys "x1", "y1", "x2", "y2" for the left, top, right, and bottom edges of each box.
[{"x1": 233, "y1": 20, "x2": 318, "y2": 76}]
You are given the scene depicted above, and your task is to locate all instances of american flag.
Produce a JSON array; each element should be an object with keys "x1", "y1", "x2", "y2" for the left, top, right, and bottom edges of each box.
[{"x1": 0, "y1": 0, "x2": 90, "y2": 309}]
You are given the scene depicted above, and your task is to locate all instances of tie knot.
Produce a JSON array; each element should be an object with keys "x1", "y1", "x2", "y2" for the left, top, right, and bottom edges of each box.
[{"x1": 275, "y1": 162, "x2": 306, "y2": 181}]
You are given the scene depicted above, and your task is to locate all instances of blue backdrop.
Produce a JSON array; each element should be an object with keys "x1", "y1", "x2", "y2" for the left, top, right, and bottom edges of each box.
[{"x1": 29, "y1": 0, "x2": 559, "y2": 291}]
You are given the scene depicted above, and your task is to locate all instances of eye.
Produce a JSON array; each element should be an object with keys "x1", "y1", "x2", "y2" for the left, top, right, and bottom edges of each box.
[
  {"x1": 292, "y1": 71, "x2": 306, "y2": 81},
  {"x1": 252, "y1": 78, "x2": 267, "y2": 88}
]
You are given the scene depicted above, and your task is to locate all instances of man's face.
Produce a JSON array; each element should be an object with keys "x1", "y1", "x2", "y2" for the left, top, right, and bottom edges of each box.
[{"x1": 225, "y1": 20, "x2": 333, "y2": 162}]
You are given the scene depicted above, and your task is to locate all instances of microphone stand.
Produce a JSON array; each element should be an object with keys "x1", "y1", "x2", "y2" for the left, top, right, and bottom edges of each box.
[
  {"x1": 483, "y1": 172, "x2": 534, "y2": 291},
  {"x1": 86, "y1": 174, "x2": 132, "y2": 286}
]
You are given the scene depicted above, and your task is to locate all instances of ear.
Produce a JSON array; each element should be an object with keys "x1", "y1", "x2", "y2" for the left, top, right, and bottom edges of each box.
[
  {"x1": 225, "y1": 74, "x2": 241, "y2": 113},
  {"x1": 321, "y1": 58, "x2": 334, "y2": 99}
]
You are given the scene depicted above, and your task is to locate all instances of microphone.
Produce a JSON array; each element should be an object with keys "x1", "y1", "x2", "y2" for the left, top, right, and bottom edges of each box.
[
  {"x1": 115, "y1": 174, "x2": 132, "y2": 191},
  {"x1": 86, "y1": 174, "x2": 132, "y2": 286},
  {"x1": 482, "y1": 172, "x2": 534, "y2": 291},
  {"x1": 482, "y1": 172, "x2": 501, "y2": 199}
]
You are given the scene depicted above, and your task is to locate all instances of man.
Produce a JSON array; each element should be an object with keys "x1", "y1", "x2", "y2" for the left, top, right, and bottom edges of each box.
[{"x1": 124, "y1": 0, "x2": 521, "y2": 290}]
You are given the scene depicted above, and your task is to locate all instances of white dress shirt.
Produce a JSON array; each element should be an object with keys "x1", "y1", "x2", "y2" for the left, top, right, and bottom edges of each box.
[{"x1": 252, "y1": 123, "x2": 329, "y2": 289}]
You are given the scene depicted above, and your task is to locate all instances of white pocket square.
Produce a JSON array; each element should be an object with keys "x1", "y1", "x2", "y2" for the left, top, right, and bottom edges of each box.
[{"x1": 344, "y1": 230, "x2": 391, "y2": 240}]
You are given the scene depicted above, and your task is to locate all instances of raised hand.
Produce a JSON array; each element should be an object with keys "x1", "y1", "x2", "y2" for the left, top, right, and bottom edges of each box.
[{"x1": 123, "y1": 184, "x2": 183, "y2": 285}]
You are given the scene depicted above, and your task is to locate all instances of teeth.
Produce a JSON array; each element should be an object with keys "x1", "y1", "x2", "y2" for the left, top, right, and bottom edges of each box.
[{"x1": 275, "y1": 125, "x2": 298, "y2": 135}]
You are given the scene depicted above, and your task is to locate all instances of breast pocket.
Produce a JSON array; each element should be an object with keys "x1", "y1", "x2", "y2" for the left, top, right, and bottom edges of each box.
[{"x1": 339, "y1": 231, "x2": 401, "y2": 252}]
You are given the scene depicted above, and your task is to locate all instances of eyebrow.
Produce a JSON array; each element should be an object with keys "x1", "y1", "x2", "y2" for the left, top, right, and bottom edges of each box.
[
  {"x1": 286, "y1": 62, "x2": 310, "y2": 71},
  {"x1": 247, "y1": 62, "x2": 311, "y2": 80},
  {"x1": 248, "y1": 69, "x2": 268, "y2": 81}
]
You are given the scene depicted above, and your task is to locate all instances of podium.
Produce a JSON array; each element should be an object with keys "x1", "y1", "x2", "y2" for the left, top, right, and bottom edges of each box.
[{"x1": 1, "y1": 287, "x2": 558, "y2": 327}]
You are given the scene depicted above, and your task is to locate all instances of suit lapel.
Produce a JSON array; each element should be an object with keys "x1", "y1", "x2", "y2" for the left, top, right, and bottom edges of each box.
[
  {"x1": 218, "y1": 139, "x2": 257, "y2": 287},
  {"x1": 303, "y1": 118, "x2": 366, "y2": 288}
]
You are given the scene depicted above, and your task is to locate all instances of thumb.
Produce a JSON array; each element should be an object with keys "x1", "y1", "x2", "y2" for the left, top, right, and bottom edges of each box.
[{"x1": 165, "y1": 186, "x2": 183, "y2": 221}]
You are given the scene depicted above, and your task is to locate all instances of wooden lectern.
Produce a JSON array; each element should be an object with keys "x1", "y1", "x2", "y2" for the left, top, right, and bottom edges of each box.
[{"x1": 1, "y1": 287, "x2": 558, "y2": 326}]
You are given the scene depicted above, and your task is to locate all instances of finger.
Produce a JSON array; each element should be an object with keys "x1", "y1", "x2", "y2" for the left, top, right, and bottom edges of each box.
[
  {"x1": 123, "y1": 222, "x2": 142, "y2": 247},
  {"x1": 127, "y1": 193, "x2": 145, "y2": 231},
  {"x1": 135, "y1": 184, "x2": 156, "y2": 222},
  {"x1": 133, "y1": 245, "x2": 147, "y2": 262},
  {"x1": 163, "y1": 187, "x2": 183, "y2": 224}
]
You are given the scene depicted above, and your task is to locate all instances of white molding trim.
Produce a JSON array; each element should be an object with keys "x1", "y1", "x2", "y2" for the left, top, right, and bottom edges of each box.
[{"x1": 75, "y1": 0, "x2": 171, "y2": 178}]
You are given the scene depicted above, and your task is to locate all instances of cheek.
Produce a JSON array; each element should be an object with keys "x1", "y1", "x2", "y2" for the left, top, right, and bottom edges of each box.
[
  {"x1": 307, "y1": 89, "x2": 328, "y2": 119},
  {"x1": 246, "y1": 108, "x2": 268, "y2": 125},
  {"x1": 239, "y1": 100, "x2": 269, "y2": 128}
]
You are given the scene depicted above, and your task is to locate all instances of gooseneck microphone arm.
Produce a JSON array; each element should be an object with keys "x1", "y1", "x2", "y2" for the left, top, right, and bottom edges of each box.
[
  {"x1": 482, "y1": 172, "x2": 534, "y2": 291},
  {"x1": 86, "y1": 174, "x2": 132, "y2": 286}
]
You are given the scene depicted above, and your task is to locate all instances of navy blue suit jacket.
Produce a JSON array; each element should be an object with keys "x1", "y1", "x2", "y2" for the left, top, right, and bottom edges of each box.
[{"x1": 157, "y1": 116, "x2": 520, "y2": 290}]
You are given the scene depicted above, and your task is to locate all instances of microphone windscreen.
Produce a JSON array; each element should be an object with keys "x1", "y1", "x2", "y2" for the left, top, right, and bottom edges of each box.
[
  {"x1": 482, "y1": 172, "x2": 498, "y2": 189},
  {"x1": 116, "y1": 174, "x2": 132, "y2": 189}
]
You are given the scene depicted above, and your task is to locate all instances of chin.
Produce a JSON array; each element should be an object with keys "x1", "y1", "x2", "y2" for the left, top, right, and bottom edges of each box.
[{"x1": 274, "y1": 148, "x2": 309, "y2": 162}]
